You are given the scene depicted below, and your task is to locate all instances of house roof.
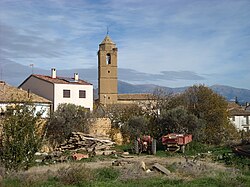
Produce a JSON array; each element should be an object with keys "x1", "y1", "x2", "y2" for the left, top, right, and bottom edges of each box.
[
  {"x1": 229, "y1": 109, "x2": 250, "y2": 116},
  {"x1": 118, "y1": 93, "x2": 154, "y2": 101},
  {"x1": 228, "y1": 102, "x2": 250, "y2": 116},
  {"x1": 0, "y1": 81, "x2": 51, "y2": 103},
  {"x1": 30, "y1": 74, "x2": 92, "y2": 85},
  {"x1": 227, "y1": 102, "x2": 242, "y2": 110}
]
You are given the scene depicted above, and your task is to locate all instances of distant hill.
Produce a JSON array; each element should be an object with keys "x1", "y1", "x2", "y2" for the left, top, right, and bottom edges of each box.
[
  {"x1": 1, "y1": 61, "x2": 249, "y2": 102},
  {"x1": 118, "y1": 81, "x2": 188, "y2": 94},
  {"x1": 210, "y1": 85, "x2": 250, "y2": 103},
  {"x1": 118, "y1": 81, "x2": 250, "y2": 103}
]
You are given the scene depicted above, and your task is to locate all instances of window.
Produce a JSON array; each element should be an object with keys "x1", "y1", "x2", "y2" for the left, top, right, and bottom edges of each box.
[
  {"x1": 63, "y1": 89, "x2": 70, "y2": 98},
  {"x1": 79, "y1": 90, "x2": 86, "y2": 98},
  {"x1": 106, "y1": 53, "x2": 111, "y2": 64},
  {"x1": 245, "y1": 116, "x2": 249, "y2": 124}
]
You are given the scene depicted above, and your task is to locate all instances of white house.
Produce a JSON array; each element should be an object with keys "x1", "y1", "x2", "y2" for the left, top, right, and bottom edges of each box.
[
  {"x1": 228, "y1": 102, "x2": 250, "y2": 131},
  {"x1": 0, "y1": 81, "x2": 51, "y2": 118},
  {"x1": 19, "y1": 69, "x2": 93, "y2": 111}
]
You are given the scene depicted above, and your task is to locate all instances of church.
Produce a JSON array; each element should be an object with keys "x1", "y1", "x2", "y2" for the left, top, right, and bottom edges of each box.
[{"x1": 97, "y1": 34, "x2": 153, "y2": 106}]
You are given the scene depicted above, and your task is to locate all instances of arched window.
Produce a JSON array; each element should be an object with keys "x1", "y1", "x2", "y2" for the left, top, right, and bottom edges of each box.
[{"x1": 106, "y1": 53, "x2": 111, "y2": 64}]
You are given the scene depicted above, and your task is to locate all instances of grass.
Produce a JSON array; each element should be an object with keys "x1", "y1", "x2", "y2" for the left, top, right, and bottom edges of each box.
[
  {"x1": 2, "y1": 142, "x2": 250, "y2": 187},
  {"x1": 95, "y1": 167, "x2": 120, "y2": 181},
  {"x1": 114, "y1": 144, "x2": 133, "y2": 153},
  {"x1": 3, "y1": 167, "x2": 250, "y2": 187}
]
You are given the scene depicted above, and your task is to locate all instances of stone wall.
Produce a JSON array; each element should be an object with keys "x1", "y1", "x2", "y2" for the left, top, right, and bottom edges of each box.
[
  {"x1": 87, "y1": 118, "x2": 123, "y2": 145},
  {"x1": 87, "y1": 118, "x2": 111, "y2": 136}
]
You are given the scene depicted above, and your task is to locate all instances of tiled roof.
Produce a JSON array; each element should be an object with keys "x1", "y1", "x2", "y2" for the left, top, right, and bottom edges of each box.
[
  {"x1": 227, "y1": 102, "x2": 250, "y2": 116},
  {"x1": 227, "y1": 102, "x2": 242, "y2": 110},
  {"x1": 0, "y1": 81, "x2": 51, "y2": 103},
  {"x1": 33, "y1": 74, "x2": 92, "y2": 85},
  {"x1": 118, "y1": 93, "x2": 154, "y2": 101}
]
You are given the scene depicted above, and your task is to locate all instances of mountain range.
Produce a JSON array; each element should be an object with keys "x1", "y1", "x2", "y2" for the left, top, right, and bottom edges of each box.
[
  {"x1": 117, "y1": 81, "x2": 250, "y2": 103},
  {"x1": 1, "y1": 60, "x2": 249, "y2": 103}
]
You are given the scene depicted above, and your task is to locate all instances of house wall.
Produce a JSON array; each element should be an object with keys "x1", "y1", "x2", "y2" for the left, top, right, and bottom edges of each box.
[
  {"x1": 20, "y1": 76, "x2": 54, "y2": 102},
  {"x1": 0, "y1": 103, "x2": 51, "y2": 118},
  {"x1": 229, "y1": 115, "x2": 250, "y2": 131},
  {"x1": 34, "y1": 103, "x2": 51, "y2": 118},
  {"x1": 54, "y1": 84, "x2": 93, "y2": 111}
]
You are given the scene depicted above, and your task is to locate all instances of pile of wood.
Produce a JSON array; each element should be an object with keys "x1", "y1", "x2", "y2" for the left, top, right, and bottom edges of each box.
[{"x1": 56, "y1": 132, "x2": 116, "y2": 155}]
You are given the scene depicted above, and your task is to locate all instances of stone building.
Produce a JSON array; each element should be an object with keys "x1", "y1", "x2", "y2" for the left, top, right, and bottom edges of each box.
[
  {"x1": 98, "y1": 35, "x2": 118, "y2": 105},
  {"x1": 98, "y1": 35, "x2": 153, "y2": 106}
]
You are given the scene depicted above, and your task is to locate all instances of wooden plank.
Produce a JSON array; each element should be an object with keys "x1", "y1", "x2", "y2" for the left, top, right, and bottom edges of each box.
[{"x1": 152, "y1": 163, "x2": 171, "y2": 175}]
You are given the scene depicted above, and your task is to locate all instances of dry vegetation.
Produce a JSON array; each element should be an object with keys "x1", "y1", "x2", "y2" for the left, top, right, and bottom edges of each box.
[{"x1": 1, "y1": 153, "x2": 249, "y2": 187}]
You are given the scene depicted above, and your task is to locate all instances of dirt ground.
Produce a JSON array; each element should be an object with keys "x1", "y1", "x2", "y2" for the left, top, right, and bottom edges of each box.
[{"x1": 23, "y1": 154, "x2": 238, "y2": 181}]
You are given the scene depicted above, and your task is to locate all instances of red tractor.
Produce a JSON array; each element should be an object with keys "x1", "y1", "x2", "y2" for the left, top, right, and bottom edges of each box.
[
  {"x1": 134, "y1": 135, "x2": 157, "y2": 155},
  {"x1": 162, "y1": 133, "x2": 192, "y2": 153}
]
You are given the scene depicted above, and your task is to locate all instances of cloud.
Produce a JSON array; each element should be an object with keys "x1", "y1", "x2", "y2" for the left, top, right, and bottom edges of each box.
[
  {"x1": 0, "y1": 22, "x2": 65, "y2": 57},
  {"x1": 0, "y1": 0, "x2": 249, "y2": 89},
  {"x1": 118, "y1": 68, "x2": 205, "y2": 82}
]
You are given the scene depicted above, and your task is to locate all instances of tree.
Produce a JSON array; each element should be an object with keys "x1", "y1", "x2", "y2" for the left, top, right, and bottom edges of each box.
[
  {"x1": 121, "y1": 116, "x2": 149, "y2": 140},
  {"x1": 182, "y1": 85, "x2": 238, "y2": 144},
  {"x1": 99, "y1": 104, "x2": 149, "y2": 142},
  {"x1": 0, "y1": 104, "x2": 44, "y2": 171},
  {"x1": 158, "y1": 106, "x2": 205, "y2": 141},
  {"x1": 46, "y1": 103, "x2": 90, "y2": 146},
  {"x1": 104, "y1": 104, "x2": 144, "y2": 128}
]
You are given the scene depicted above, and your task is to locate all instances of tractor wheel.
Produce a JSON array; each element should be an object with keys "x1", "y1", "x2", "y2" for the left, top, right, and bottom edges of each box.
[
  {"x1": 180, "y1": 145, "x2": 185, "y2": 153},
  {"x1": 151, "y1": 139, "x2": 157, "y2": 155},
  {"x1": 134, "y1": 140, "x2": 139, "y2": 154}
]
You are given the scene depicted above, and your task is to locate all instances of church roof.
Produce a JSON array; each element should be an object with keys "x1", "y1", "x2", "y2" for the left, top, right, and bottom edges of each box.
[
  {"x1": 118, "y1": 93, "x2": 154, "y2": 101},
  {"x1": 100, "y1": 35, "x2": 115, "y2": 45}
]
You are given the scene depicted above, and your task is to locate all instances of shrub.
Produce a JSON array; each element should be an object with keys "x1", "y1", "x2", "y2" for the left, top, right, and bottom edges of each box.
[
  {"x1": 0, "y1": 104, "x2": 44, "y2": 171},
  {"x1": 46, "y1": 103, "x2": 90, "y2": 146},
  {"x1": 56, "y1": 164, "x2": 94, "y2": 185}
]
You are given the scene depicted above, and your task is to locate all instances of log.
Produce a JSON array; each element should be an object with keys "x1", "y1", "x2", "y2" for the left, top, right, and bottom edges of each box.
[{"x1": 56, "y1": 132, "x2": 115, "y2": 153}]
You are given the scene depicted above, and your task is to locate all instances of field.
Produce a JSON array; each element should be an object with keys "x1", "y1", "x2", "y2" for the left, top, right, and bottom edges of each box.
[{"x1": 1, "y1": 144, "x2": 250, "y2": 187}]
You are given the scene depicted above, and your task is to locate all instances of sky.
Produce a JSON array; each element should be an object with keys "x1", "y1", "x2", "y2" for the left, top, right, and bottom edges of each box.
[{"x1": 0, "y1": 0, "x2": 250, "y2": 89}]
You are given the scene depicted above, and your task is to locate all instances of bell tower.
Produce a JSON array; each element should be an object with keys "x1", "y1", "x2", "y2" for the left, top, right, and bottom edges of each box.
[{"x1": 98, "y1": 35, "x2": 118, "y2": 105}]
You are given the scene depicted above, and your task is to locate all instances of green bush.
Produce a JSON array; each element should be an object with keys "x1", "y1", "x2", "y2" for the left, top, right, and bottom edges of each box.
[
  {"x1": 47, "y1": 103, "x2": 90, "y2": 146},
  {"x1": 0, "y1": 104, "x2": 44, "y2": 171}
]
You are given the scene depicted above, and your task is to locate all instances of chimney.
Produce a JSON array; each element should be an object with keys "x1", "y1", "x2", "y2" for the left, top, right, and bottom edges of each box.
[
  {"x1": 74, "y1": 73, "x2": 79, "y2": 81},
  {"x1": 51, "y1": 68, "x2": 56, "y2": 78}
]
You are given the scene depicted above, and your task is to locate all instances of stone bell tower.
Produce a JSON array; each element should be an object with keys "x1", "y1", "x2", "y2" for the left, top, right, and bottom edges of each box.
[{"x1": 98, "y1": 35, "x2": 118, "y2": 105}]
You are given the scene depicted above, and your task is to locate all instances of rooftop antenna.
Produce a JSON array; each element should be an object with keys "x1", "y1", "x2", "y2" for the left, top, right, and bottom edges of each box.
[{"x1": 30, "y1": 64, "x2": 34, "y2": 74}]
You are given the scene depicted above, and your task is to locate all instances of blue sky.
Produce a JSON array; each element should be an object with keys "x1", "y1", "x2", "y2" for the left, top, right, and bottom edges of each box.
[{"x1": 0, "y1": 0, "x2": 250, "y2": 89}]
